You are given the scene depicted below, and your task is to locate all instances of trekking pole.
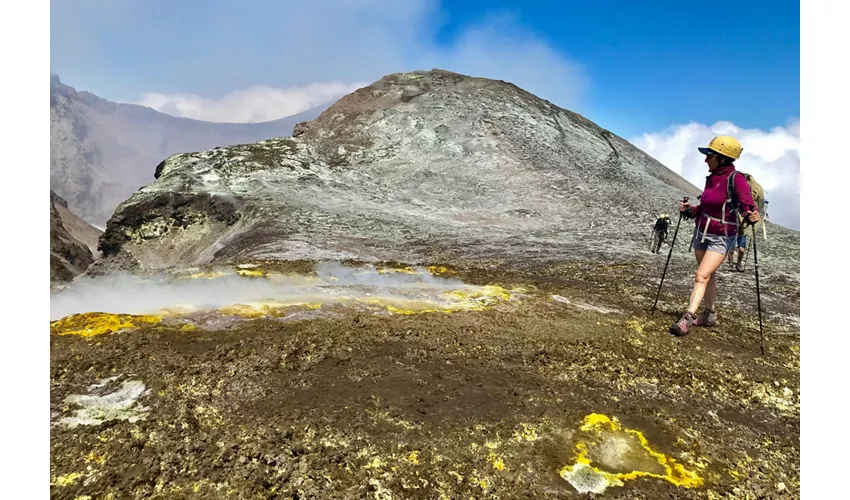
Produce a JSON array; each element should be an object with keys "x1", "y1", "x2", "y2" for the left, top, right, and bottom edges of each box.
[
  {"x1": 749, "y1": 216, "x2": 766, "y2": 356},
  {"x1": 651, "y1": 197, "x2": 688, "y2": 314}
]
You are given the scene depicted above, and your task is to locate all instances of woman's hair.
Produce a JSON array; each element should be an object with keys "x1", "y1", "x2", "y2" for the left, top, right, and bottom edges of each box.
[{"x1": 717, "y1": 154, "x2": 735, "y2": 166}]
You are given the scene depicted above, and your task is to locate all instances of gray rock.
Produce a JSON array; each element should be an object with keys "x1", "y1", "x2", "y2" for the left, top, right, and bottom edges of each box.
[{"x1": 51, "y1": 189, "x2": 102, "y2": 282}]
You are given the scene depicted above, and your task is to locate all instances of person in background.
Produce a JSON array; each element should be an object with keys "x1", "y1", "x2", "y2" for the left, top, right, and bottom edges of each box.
[
  {"x1": 651, "y1": 214, "x2": 670, "y2": 253},
  {"x1": 726, "y1": 219, "x2": 748, "y2": 271}
]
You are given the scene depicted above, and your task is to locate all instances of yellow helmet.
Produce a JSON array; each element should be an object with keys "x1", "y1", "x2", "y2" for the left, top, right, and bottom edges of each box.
[
  {"x1": 698, "y1": 135, "x2": 742, "y2": 160},
  {"x1": 659, "y1": 213, "x2": 668, "y2": 219}
]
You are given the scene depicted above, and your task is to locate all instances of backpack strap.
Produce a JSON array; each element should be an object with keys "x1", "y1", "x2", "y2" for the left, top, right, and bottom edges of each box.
[
  {"x1": 726, "y1": 170, "x2": 748, "y2": 232},
  {"x1": 726, "y1": 171, "x2": 742, "y2": 211}
]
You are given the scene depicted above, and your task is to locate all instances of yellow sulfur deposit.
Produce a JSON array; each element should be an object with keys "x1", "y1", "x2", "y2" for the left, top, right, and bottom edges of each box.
[
  {"x1": 84, "y1": 451, "x2": 108, "y2": 464},
  {"x1": 442, "y1": 285, "x2": 517, "y2": 309},
  {"x1": 377, "y1": 267, "x2": 418, "y2": 274},
  {"x1": 381, "y1": 303, "x2": 448, "y2": 315},
  {"x1": 373, "y1": 265, "x2": 457, "y2": 276},
  {"x1": 51, "y1": 312, "x2": 163, "y2": 338},
  {"x1": 428, "y1": 266, "x2": 455, "y2": 276},
  {"x1": 625, "y1": 317, "x2": 655, "y2": 335},
  {"x1": 559, "y1": 413, "x2": 704, "y2": 494},
  {"x1": 364, "y1": 285, "x2": 518, "y2": 315},
  {"x1": 217, "y1": 303, "x2": 276, "y2": 318},
  {"x1": 513, "y1": 423, "x2": 539, "y2": 442},
  {"x1": 488, "y1": 451, "x2": 506, "y2": 471},
  {"x1": 235, "y1": 268, "x2": 268, "y2": 278},
  {"x1": 179, "y1": 271, "x2": 226, "y2": 279},
  {"x1": 51, "y1": 270, "x2": 525, "y2": 337},
  {"x1": 217, "y1": 300, "x2": 325, "y2": 318},
  {"x1": 51, "y1": 472, "x2": 83, "y2": 487}
]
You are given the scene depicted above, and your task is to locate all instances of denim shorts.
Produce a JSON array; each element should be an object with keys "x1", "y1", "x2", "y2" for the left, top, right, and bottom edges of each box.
[
  {"x1": 734, "y1": 234, "x2": 748, "y2": 249},
  {"x1": 691, "y1": 230, "x2": 735, "y2": 255}
]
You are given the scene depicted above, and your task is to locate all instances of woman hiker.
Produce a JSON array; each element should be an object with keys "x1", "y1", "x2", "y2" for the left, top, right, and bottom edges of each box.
[{"x1": 669, "y1": 135, "x2": 761, "y2": 336}]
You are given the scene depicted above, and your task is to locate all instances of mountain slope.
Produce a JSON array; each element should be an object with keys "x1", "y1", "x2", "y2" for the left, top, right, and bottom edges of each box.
[
  {"x1": 50, "y1": 75, "x2": 331, "y2": 225},
  {"x1": 50, "y1": 189, "x2": 103, "y2": 282},
  {"x1": 90, "y1": 69, "x2": 711, "y2": 272}
]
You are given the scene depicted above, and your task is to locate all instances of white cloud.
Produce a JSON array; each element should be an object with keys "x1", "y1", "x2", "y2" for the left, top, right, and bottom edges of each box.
[
  {"x1": 63, "y1": 1, "x2": 587, "y2": 123},
  {"x1": 417, "y1": 13, "x2": 587, "y2": 111},
  {"x1": 630, "y1": 120, "x2": 800, "y2": 230},
  {"x1": 132, "y1": 13, "x2": 586, "y2": 123},
  {"x1": 136, "y1": 82, "x2": 368, "y2": 123}
]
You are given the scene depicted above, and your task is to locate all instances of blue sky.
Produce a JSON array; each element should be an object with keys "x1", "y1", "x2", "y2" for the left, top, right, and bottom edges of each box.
[
  {"x1": 434, "y1": 0, "x2": 800, "y2": 136},
  {"x1": 50, "y1": 0, "x2": 799, "y2": 137},
  {"x1": 50, "y1": 0, "x2": 800, "y2": 228}
]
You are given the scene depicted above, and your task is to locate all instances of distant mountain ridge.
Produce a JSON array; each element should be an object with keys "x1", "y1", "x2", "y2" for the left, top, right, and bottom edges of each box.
[{"x1": 50, "y1": 75, "x2": 333, "y2": 225}]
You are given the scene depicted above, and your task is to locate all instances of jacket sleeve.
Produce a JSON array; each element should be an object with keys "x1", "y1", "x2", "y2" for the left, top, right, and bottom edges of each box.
[
  {"x1": 688, "y1": 204, "x2": 701, "y2": 219},
  {"x1": 734, "y1": 173, "x2": 756, "y2": 211}
]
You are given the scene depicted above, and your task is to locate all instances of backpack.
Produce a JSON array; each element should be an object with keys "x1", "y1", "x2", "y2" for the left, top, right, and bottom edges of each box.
[{"x1": 727, "y1": 171, "x2": 767, "y2": 238}]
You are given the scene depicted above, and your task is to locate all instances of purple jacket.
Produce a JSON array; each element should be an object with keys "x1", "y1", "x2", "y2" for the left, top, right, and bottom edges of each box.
[{"x1": 686, "y1": 164, "x2": 756, "y2": 237}]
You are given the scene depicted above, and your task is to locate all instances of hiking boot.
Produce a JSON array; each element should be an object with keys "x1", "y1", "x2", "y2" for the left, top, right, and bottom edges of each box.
[
  {"x1": 669, "y1": 311, "x2": 697, "y2": 336},
  {"x1": 692, "y1": 308, "x2": 717, "y2": 327}
]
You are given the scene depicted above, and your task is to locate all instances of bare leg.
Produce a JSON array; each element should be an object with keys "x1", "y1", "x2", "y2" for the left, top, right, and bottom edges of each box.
[
  {"x1": 736, "y1": 246, "x2": 745, "y2": 266},
  {"x1": 704, "y1": 271, "x2": 718, "y2": 311},
  {"x1": 687, "y1": 250, "x2": 726, "y2": 314},
  {"x1": 694, "y1": 250, "x2": 718, "y2": 311}
]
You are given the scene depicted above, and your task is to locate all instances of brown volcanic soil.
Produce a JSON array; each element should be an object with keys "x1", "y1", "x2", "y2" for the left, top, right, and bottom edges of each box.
[{"x1": 50, "y1": 261, "x2": 799, "y2": 499}]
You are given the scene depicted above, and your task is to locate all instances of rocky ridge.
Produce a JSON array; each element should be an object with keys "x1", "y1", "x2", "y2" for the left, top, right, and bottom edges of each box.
[{"x1": 94, "y1": 69, "x2": 708, "y2": 269}]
